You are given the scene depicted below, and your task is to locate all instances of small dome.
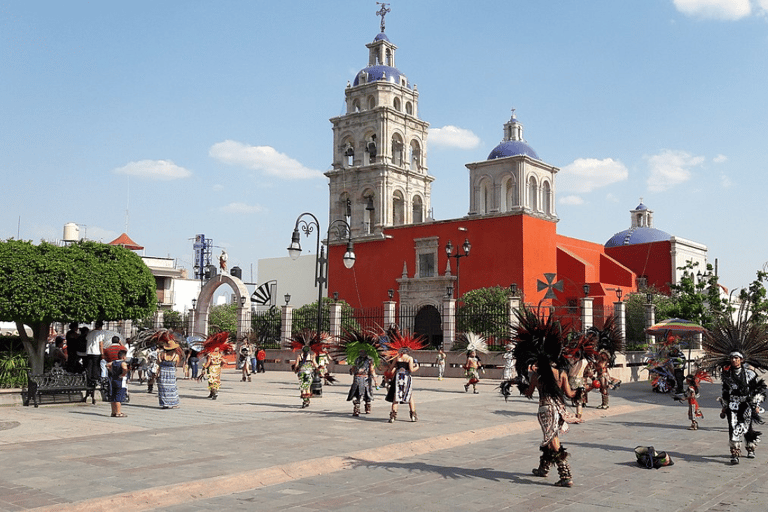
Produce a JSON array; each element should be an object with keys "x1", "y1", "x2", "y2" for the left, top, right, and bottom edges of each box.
[
  {"x1": 634, "y1": 202, "x2": 648, "y2": 211},
  {"x1": 374, "y1": 32, "x2": 390, "y2": 42},
  {"x1": 353, "y1": 65, "x2": 409, "y2": 88},
  {"x1": 604, "y1": 227, "x2": 671, "y2": 248},
  {"x1": 488, "y1": 140, "x2": 540, "y2": 161}
]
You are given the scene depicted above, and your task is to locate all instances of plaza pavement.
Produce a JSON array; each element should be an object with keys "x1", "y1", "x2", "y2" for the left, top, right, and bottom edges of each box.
[{"x1": 0, "y1": 368, "x2": 766, "y2": 512}]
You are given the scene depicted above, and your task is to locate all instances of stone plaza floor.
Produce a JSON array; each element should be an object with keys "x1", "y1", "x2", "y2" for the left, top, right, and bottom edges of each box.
[{"x1": 0, "y1": 369, "x2": 766, "y2": 511}]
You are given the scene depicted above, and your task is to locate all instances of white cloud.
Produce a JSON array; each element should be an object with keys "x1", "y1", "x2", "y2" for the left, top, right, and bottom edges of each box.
[
  {"x1": 559, "y1": 195, "x2": 584, "y2": 206},
  {"x1": 428, "y1": 125, "x2": 481, "y2": 149},
  {"x1": 720, "y1": 173, "x2": 733, "y2": 188},
  {"x1": 673, "y1": 0, "x2": 752, "y2": 20},
  {"x1": 212, "y1": 184, "x2": 224, "y2": 191},
  {"x1": 220, "y1": 202, "x2": 266, "y2": 214},
  {"x1": 557, "y1": 158, "x2": 629, "y2": 194},
  {"x1": 645, "y1": 149, "x2": 704, "y2": 192},
  {"x1": 713, "y1": 154, "x2": 728, "y2": 163},
  {"x1": 209, "y1": 140, "x2": 323, "y2": 180},
  {"x1": 112, "y1": 159, "x2": 192, "y2": 180}
]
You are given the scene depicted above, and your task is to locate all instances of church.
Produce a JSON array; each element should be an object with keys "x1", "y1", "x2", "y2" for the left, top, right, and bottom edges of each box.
[{"x1": 323, "y1": 11, "x2": 707, "y2": 332}]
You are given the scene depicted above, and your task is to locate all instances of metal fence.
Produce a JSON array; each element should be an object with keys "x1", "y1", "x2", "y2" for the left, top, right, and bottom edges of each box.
[
  {"x1": 252, "y1": 309, "x2": 281, "y2": 348},
  {"x1": 456, "y1": 303, "x2": 509, "y2": 350}
]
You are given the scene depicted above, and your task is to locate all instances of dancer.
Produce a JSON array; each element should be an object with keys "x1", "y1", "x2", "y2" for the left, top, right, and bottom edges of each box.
[
  {"x1": 318, "y1": 345, "x2": 337, "y2": 385},
  {"x1": 156, "y1": 332, "x2": 181, "y2": 409},
  {"x1": 563, "y1": 333, "x2": 598, "y2": 419},
  {"x1": 384, "y1": 329, "x2": 425, "y2": 422},
  {"x1": 673, "y1": 369, "x2": 712, "y2": 430},
  {"x1": 238, "y1": 337, "x2": 252, "y2": 382},
  {"x1": 514, "y1": 306, "x2": 577, "y2": 488},
  {"x1": 337, "y1": 328, "x2": 382, "y2": 416},
  {"x1": 499, "y1": 343, "x2": 518, "y2": 401},
  {"x1": 702, "y1": 304, "x2": 768, "y2": 464},
  {"x1": 199, "y1": 332, "x2": 232, "y2": 400},
  {"x1": 289, "y1": 329, "x2": 322, "y2": 409},
  {"x1": 455, "y1": 333, "x2": 487, "y2": 394},
  {"x1": 584, "y1": 318, "x2": 624, "y2": 410}
]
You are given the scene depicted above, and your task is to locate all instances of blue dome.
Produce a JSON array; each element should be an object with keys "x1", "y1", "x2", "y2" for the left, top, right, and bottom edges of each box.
[
  {"x1": 353, "y1": 65, "x2": 409, "y2": 88},
  {"x1": 604, "y1": 227, "x2": 671, "y2": 248},
  {"x1": 488, "y1": 140, "x2": 540, "y2": 160},
  {"x1": 374, "y1": 32, "x2": 390, "y2": 42},
  {"x1": 634, "y1": 202, "x2": 648, "y2": 211}
]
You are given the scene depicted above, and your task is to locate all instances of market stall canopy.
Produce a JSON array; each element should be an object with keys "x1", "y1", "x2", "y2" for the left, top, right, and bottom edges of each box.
[{"x1": 646, "y1": 318, "x2": 706, "y2": 336}]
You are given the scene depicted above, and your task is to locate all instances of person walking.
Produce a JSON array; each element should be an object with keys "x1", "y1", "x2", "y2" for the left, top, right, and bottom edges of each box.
[
  {"x1": 109, "y1": 349, "x2": 129, "y2": 418},
  {"x1": 156, "y1": 333, "x2": 181, "y2": 409},
  {"x1": 199, "y1": 332, "x2": 232, "y2": 400},
  {"x1": 435, "y1": 348, "x2": 446, "y2": 381},
  {"x1": 384, "y1": 329, "x2": 425, "y2": 423}
]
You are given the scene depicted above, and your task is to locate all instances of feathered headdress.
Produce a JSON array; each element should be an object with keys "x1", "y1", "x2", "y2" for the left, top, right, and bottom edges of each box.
[
  {"x1": 452, "y1": 332, "x2": 488, "y2": 354},
  {"x1": 585, "y1": 316, "x2": 624, "y2": 367},
  {"x1": 287, "y1": 329, "x2": 327, "y2": 355},
  {"x1": 702, "y1": 302, "x2": 768, "y2": 376},
  {"x1": 512, "y1": 306, "x2": 570, "y2": 400},
  {"x1": 381, "y1": 326, "x2": 426, "y2": 360},
  {"x1": 200, "y1": 332, "x2": 234, "y2": 355},
  {"x1": 687, "y1": 368, "x2": 713, "y2": 387},
  {"x1": 334, "y1": 327, "x2": 385, "y2": 367},
  {"x1": 563, "y1": 332, "x2": 598, "y2": 363}
]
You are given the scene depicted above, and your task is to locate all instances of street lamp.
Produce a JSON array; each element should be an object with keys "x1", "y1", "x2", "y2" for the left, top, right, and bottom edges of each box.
[
  {"x1": 583, "y1": 284, "x2": 590, "y2": 297},
  {"x1": 446, "y1": 238, "x2": 471, "y2": 299},
  {"x1": 646, "y1": 292, "x2": 653, "y2": 304},
  {"x1": 615, "y1": 288, "x2": 623, "y2": 301},
  {"x1": 287, "y1": 212, "x2": 355, "y2": 340},
  {"x1": 388, "y1": 288, "x2": 394, "y2": 300},
  {"x1": 284, "y1": 294, "x2": 291, "y2": 306},
  {"x1": 446, "y1": 285, "x2": 454, "y2": 298},
  {"x1": 509, "y1": 283, "x2": 518, "y2": 297}
]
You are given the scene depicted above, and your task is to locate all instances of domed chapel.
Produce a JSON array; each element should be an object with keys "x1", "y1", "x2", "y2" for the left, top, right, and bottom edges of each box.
[{"x1": 324, "y1": 7, "x2": 707, "y2": 326}]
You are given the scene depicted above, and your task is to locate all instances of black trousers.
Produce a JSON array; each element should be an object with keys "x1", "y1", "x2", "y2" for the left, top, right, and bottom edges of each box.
[{"x1": 84, "y1": 354, "x2": 101, "y2": 388}]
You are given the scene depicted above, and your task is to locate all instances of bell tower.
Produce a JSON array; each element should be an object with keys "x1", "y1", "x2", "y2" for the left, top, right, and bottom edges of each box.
[{"x1": 326, "y1": 5, "x2": 433, "y2": 239}]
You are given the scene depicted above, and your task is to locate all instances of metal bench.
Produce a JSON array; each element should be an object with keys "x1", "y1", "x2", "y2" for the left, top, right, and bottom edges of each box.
[{"x1": 24, "y1": 367, "x2": 100, "y2": 407}]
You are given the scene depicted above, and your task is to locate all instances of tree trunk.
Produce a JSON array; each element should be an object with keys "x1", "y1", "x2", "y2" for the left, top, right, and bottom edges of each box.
[{"x1": 17, "y1": 321, "x2": 49, "y2": 375}]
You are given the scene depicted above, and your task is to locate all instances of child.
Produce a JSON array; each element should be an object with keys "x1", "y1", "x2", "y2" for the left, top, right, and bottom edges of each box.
[
  {"x1": 674, "y1": 369, "x2": 712, "y2": 430},
  {"x1": 110, "y1": 349, "x2": 129, "y2": 417}
]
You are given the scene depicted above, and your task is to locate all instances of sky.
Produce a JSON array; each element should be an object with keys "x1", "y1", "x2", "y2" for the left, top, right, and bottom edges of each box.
[{"x1": 2, "y1": 0, "x2": 768, "y2": 293}]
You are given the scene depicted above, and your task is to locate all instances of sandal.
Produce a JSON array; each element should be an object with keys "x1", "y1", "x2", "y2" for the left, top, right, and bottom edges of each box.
[{"x1": 114, "y1": 413, "x2": 127, "y2": 418}]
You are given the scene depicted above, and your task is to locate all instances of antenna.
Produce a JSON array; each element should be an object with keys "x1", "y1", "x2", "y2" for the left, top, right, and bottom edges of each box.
[{"x1": 125, "y1": 175, "x2": 130, "y2": 233}]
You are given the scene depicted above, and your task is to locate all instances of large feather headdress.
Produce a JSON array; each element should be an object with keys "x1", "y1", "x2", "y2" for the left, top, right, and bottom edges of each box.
[
  {"x1": 200, "y1": 332, "x2": 234, "y2": 355},
  {"x1": 512, "y1": 306, "x2": 570, "y2": 400},
  {"x1": 286, "y1": 328, "x2": 328, "y2": 355},
  {"x1": 452, "y1": 332, "x2": 488, "y2": 354},
  {"x1": 381, "y1": 326, "x2": 426, "y2": 360},
  {"x1": 702, "y1": 301, "x2": 768, "y2": 376},
  {"x1": 334, "y1": 327, "x2": 385, "y2": 367},
  {"x1": 585, "y1": 316, "x2": 624, "y2": 367}
]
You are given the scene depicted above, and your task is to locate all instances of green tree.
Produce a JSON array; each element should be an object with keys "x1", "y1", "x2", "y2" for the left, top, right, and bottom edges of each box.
[
  {"x1": 292, "y1": 298, "x2": 359, "y2": 334},
  {"x1": 456, "y1": 286, "x2": 511, "y2": 347},
  {"x1": 208, "y1": 303, "x2": 238, "y2": 334},
  {"x1": 251, "y1": 307, "x2": 281, "y2": 347},
  {"x1": 0, "y1": 240, "x2": 157, "y2": 373},
  {"x1": 162, "y1": 310, "x2": 183, "y2": 331},
  {"x1": 664, "y1": 261, "x2": 725, "y2": 330}
]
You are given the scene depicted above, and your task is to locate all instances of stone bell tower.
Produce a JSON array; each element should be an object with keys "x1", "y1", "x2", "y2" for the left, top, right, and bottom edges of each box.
[{"x1": 326, "y1": 5, "x2": 434, "y2": 239}]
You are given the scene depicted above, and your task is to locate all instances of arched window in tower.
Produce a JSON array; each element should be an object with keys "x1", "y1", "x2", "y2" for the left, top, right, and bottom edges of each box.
[
  {"x1": 528, "y1": 176, "x2": 538, "y2": 212},
  {"x1": 392, "y1": 190, "x2": 405, "y2": 225},
  {"x1": 353, "y1": 99, "x2": 361, "y2": 113},
  {"x1": 338, "y1": 193, "x2": 351, "y2": 233},
  {"x1": 476, "y1": 177, "x2": 491, "y2": 214},
  {"x1": 391, "y1": 134, "x2": 403, "y2": 166},
  {"x1": 367, "y1": 96, "x2": 376, "y2": 110},
  {"x1": 409, "y1": 140, "x2": 421, "y2": 171},
  {"x1": 363, "y1": 192, "x2": 375, "y2": 235},
  {"x1": 364, "y1": 134, "x2": 377, "y2": 165},
  {"x1": 504, "y1": 176, "x2": 518, "y2": 211},
  {"x1": 412, "y1": 195, "x2": 423, "y2": 223},
  {"x1": 542, "y1": 181, "x2": 551, "y2": 215},
  {"x1": 342, "y1": 138, "x2": 355, "y2": 168},
  {"x1": 385, "y1": 48, "x2": 392, "y2": 66},
  {"x1": 393, "y1": 97, "x2": 401, "y2": 111},
  {"x1": 406, "y1": 101, "x2": 413, "y2": 115}
]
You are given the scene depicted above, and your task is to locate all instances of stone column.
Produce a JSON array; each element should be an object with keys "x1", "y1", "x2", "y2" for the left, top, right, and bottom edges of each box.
[
  {"x1": 581, "y1": 297, "x2": 594, "y2": 331},
  {"x1": 645, "y1": 302, "x2": 655, "y2": 346},
  {"x1": 383, "y1": 300, "x2": 396, "y2": 329},
  {"x1": 614, "y1": 301, "x2": 626, "y2": 341},
  {"x1": 329, "y1": 302, "x2": 342, "y2": 341},
  {"x1": 281, "y1": 305, "x2": 293, "y2": 347},
  {"x1": 442, "y1": 297, "x2": 456, "y2": 351},
  {"x1": 508, "y1": 297, "x2": 521, "y2": 338}
]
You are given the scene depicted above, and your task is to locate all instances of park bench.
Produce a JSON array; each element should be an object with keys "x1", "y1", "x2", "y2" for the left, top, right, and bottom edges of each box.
[{"x1": 23, "y1": 366, "x2": 102, "y2": 407}]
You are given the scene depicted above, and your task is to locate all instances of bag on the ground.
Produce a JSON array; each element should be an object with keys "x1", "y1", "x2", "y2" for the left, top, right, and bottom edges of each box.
[{"x1": 634, "y1": 446, "x2": 674, "y2": 469}]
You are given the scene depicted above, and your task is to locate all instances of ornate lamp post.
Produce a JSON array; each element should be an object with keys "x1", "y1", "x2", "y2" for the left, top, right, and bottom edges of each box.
[
  {"x1": 445, "y1": 238, "x2": 471, "y2": 299},
  {"x1": 287, "y1": 213, "x2": 355, "y2": 339}
]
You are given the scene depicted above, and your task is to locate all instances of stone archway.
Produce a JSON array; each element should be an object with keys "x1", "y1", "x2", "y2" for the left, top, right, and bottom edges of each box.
[
  {"x1": 193, "y1": 274, "x2": 252, "y2": 339},
  {"x1": 414, "y1": 305, "x2": 442, "y2": 348}
]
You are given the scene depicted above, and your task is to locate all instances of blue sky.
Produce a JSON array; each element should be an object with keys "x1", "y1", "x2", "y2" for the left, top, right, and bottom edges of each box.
[{"x1": 2, "y1": 0, "x2": 767, "y2": 292}]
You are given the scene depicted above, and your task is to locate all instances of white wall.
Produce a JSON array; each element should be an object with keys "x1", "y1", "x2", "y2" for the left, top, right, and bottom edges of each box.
[{"x1": 257, "y1": 255, "x2": 321, "y2": 308}]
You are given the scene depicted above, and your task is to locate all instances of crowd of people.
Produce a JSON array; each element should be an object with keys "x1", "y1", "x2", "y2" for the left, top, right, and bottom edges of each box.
[{"x1": 42, "y1": 302, "x2": 768, "y2": 488}]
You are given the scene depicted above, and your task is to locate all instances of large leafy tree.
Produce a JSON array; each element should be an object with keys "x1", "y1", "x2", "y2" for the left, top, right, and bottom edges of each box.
[
  {"x1": 207, "y1": 303, "x2": 238, "y2": 334},
  {"x1": 0, "y1": 240, "x2": 157, "y2": 373},
  {"x1": 456, "y1": 286, "x2": 511, "y2": 347},
  {"x1": 664, "y1": 261, "x2": 725, "y2": 330}
]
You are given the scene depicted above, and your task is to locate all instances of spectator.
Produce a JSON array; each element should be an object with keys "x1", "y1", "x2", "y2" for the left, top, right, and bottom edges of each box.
[
  {"x1": 65, "y1": 322, "x2": 83, "y2": 373},
  {"x1": 109, "y1": 349, "x2": 129, "y2": 417},
  {"x1": 53, "y1": 336, "x2": 67, "y2": 367},
  {"x1": 84, "y1": 321, "x2": 106, "y2": 401},
  {"x1": 256, "y1": 346, "x2": 267, "y2": 373},
  {"x1": 104, "y1": 336, "x2": 126, "y2": 363}
]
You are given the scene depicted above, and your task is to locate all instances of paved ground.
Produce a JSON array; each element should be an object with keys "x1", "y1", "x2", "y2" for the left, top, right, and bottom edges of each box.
[{"x1": 0, "y1": 368, "x2": 766, "y2": 511}]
